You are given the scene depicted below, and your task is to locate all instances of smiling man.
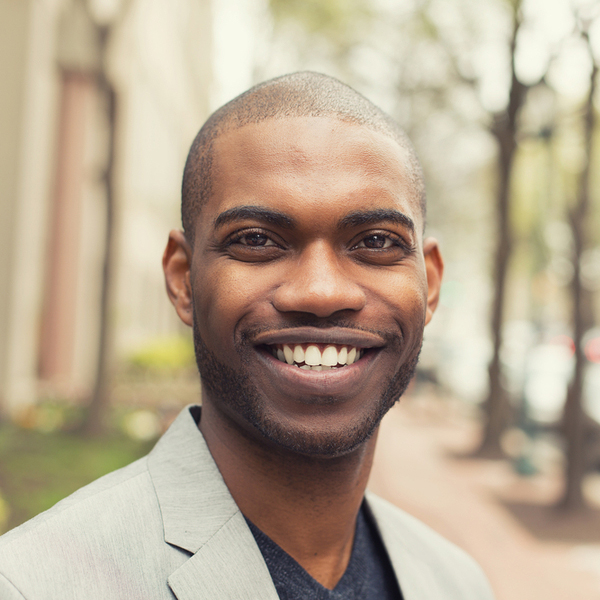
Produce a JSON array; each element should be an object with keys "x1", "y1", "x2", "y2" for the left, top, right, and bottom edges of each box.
[{"x1": 0, "y1": 73, "x2": 494, "y2": 600}]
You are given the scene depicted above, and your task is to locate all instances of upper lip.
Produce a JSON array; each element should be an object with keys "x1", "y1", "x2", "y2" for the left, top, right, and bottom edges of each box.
[{"x1": 251, "y1": 327, "x2": 386, "y2": 349}]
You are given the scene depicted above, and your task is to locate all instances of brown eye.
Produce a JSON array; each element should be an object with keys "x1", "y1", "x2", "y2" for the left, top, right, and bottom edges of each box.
[
  {"x1": 240, "y1": 232, "x2": 273, "y2": 246},
  {"x1": 360, "y1": 234, "x2": 393, "y2": 249},
  {"x1": 221, "y1": 227, "x2": 285, "y2": 262}
]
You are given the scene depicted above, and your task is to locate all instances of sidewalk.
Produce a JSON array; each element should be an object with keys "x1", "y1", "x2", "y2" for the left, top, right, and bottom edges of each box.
[{"x1": 368, "y1": 395, "x2": 600, "y2": 600}]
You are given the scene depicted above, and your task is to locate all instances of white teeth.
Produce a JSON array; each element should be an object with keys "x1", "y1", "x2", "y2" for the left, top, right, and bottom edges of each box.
[
  {"x1": 293, "y1": 345, "x2": 305, "y2": 364},
  {"x1": 321, "y1": 346, "x2": 338, "y2": 367},
  {"x1": 271, "y1": 344, "x2": 363, "y2": 368},
  {"x1": 347, "y1": 347, "x2": 357, "y2": 364},
  {"x1": 304, "y1": 345, "x2": 321, "y2": 366},
  {"x1": 283, "y1": 344, "x2": 294, "y2": 364}
]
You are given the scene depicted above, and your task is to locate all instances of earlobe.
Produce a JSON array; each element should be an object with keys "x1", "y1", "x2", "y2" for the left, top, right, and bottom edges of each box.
[
  {"x1": 163, "y1": 230, "x2": 194, "y2": 327},
  {"x1": 423, "y1": 237, "x2": 444, "y2": 325}
]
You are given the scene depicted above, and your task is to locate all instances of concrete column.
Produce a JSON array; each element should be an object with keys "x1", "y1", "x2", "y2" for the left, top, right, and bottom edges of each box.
[
  {"x1": 0, "y1": 0, "x2": 60, "y2": 415},
  {"x1": 38, "y1": 72, "x2": 95, "y2": 386}
]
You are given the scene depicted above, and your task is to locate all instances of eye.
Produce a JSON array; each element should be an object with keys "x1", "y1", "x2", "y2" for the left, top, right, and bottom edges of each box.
[
  {"x1": 219, "y1": 227, "x2": 285, "y2": 262},
  {"x1": 349, "y1": 230, "x2": 414, "y2": 265},
  {"x1": 237, "y1": 232, "x2": 276, "y2": 247},
  {"x1": 226, "y1": 228, "x2": 281, "y2": 248},
  {"x1": 356, "y1": 234, "x2": 395, "y2": 249}
]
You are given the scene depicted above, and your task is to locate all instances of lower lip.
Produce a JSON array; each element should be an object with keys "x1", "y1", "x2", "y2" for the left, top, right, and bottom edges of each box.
[{"x1": 255, "y1": 347, "x2": 379, "y2": 399}]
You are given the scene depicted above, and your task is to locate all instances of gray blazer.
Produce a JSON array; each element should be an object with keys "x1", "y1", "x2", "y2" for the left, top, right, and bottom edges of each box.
[{"x1": 0, "y1": 406, "x2": 494, "y2": 599}]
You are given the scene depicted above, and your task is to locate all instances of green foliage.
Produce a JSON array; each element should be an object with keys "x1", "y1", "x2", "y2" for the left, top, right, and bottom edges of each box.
[
  {"x1": 126, "y1": 335, "x2": 195, "y2": 374},
  {"x1": 269, "y1": 0, "x2": 372, "y2": 46},
  {"x1": 0, "y1": 424, "x2": 153, "y2": 534},
  {"x1": 414, "y1": 6, "x2": 440, "y2": 40}
]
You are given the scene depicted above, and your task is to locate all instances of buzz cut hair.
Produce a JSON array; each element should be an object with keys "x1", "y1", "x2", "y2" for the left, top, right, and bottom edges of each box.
[{"x1": 181, "y1": 71, "x2": 425, "y2": 242}]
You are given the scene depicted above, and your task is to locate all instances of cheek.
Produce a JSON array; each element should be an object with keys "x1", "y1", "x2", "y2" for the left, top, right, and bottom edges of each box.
[
  {"x1": 193, "y1": 262, "x2": 279, "y2": 341},
  {"x1": 370, "y1": 268, "x2": 428, "y2": 333}
]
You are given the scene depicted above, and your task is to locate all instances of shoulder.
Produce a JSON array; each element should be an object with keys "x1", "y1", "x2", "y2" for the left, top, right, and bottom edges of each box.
[
  {"x1": 0, "y1": 457, "x2": 181, "y2": 599},
  {"x1": 0, "y1": 406, "x2": 228, "y2": 600},
  {"x1": 366, "y1": 492, "x2": 495, "y2": 600},
  {"x1": 0, "y1": 456, "x2": 152, "y2": 549}
]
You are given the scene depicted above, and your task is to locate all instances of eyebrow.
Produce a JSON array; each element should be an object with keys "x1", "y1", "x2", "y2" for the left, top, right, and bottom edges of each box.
[
  {"x1": 338, "y1": 209, "x2": 415, "y2": 234},
  {"x1": 213, "y1": 205, "x2": 415, "y2": 235},
  {"x1": 214, "y1": 206, "x2": 295, "y2": 229}
]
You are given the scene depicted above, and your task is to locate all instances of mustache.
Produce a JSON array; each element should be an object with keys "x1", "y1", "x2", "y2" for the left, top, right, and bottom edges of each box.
[{"x1": 240, "y1": 318, "x2": 402, "y2": 347}]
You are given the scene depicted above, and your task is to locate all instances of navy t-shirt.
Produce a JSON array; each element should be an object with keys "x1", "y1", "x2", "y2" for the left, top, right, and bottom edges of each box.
[{"x1": 245, "y1": 503, "x2": 403, "y2": 600}]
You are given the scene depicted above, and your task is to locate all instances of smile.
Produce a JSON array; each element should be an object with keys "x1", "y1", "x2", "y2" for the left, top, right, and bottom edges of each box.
[{"x1": 267, "y1": 344, "x2": 364, "y2": 371}]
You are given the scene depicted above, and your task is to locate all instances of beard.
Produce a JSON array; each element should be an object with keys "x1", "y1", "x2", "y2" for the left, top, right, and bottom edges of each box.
[{"x1": 192, "y1": 313, "x2": 422, "y2": 458}]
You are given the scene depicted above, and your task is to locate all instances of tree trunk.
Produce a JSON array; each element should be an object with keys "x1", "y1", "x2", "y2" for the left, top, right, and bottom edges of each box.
[
  {"x1": 478, "y1": 127, "x2": 513, "y2": 456},
  {"x1": 80, "y1": 26, "x2": 117, "y2": 436},
  {"x1": 476, "y1": 4, "x2": 527, "y2": 457},
  {"x1": 558, "y1": 50, "x2": 597, "y2": 510}
]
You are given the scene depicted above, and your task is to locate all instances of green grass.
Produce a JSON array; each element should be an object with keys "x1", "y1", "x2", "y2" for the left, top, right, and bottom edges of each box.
[{"x1": 0, "y1": 425, "x2": 154, "y2": 534}]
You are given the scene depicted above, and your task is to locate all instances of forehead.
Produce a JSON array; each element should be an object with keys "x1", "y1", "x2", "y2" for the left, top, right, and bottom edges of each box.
[{"x1": 203, "y1": 116, "x2": 422, "y2": 231}]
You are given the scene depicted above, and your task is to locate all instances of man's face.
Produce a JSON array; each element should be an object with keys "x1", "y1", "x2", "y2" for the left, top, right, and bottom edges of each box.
[{"x1": 177, "y1": 116, "x2": 441, "y2": 457}]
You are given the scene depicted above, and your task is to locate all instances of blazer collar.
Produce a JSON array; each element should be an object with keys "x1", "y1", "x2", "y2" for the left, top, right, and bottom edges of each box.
[
  {"x1": 147, "y1": 405, "x2": 279, "y2": 600},
  {"x1": 147, "y1": 406, "x2": 444, "y2": 600},
  {"x1": 366, "y1": 491, "x2": 463, "y2": 600},
  {"x1": 147, "y1": 405, "x2": 237, "y2": 554}
]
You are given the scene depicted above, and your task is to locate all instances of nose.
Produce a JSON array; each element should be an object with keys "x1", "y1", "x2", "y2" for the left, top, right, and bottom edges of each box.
[{"x1": 272, "y1": 241, "x2": 366, "y2": 318}]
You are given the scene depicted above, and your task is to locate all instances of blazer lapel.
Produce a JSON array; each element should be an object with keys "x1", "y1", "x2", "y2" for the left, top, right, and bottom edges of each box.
[
  {"x1": 168, "y1": 511, "x2": 279, "y2": 600},
  {"x1": 366, "y1": 492, "x2": 439, "y2": 600},
  {"x1": 147, "y1": 406, "x2": 279, "y2": 600}
]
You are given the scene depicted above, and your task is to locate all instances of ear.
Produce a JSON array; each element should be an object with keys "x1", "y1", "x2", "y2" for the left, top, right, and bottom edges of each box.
[
  {"x1": 163, "y1": 230, "x2": 193, "y2": 327},
  {"x1": 422, "y1": 237, "x2": 444, "y2": 326}
]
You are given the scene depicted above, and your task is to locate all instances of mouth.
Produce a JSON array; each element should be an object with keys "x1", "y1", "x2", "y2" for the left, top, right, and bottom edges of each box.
[
  {"x1": 249, "y1": 328, "x2": 386, "y2": 398},
  {"x1": 263, "y1": 343, "x2": 366, "y2": 371},
  {"x1": 251, "y1": 327, "x2": 385, "y2": 382}
]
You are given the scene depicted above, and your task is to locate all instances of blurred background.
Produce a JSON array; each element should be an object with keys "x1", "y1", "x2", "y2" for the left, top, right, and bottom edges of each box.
[{"x1": 1, "y1": 0, "x2": 600, "y2": 597}]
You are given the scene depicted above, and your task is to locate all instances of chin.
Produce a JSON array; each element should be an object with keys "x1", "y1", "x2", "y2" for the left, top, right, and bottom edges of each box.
[
  {"x1": 249, "y1": 410, "x2": 388, "y2": 458},
  {"x1": 194, "y1": 322, "x2": 421, "y2": 458}
]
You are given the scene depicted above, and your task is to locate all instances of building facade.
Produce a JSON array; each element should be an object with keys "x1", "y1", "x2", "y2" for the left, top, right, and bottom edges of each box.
[{"x1": 0, "y1": 0, "x2": 213, "y2": 415}]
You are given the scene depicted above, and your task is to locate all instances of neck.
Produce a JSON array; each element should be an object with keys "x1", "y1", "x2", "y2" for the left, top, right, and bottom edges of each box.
[{"x1": 199, "y1": 400, "x2": 377, "y2": 589}]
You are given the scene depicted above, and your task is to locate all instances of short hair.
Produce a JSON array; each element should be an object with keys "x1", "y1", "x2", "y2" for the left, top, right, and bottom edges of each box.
[{"x1": 181, "y1": 72, "x2": 425, "y2": 242}]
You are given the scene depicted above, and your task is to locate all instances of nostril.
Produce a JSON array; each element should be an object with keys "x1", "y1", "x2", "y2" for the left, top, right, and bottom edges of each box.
[{"x1": 272, "y1": 282, "x2": 367, "y2": 317}]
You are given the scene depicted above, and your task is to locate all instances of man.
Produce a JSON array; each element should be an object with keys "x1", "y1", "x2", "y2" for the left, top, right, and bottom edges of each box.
[{"x1": 0, "y1": 72, "x2": 494, "y2": 599}]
